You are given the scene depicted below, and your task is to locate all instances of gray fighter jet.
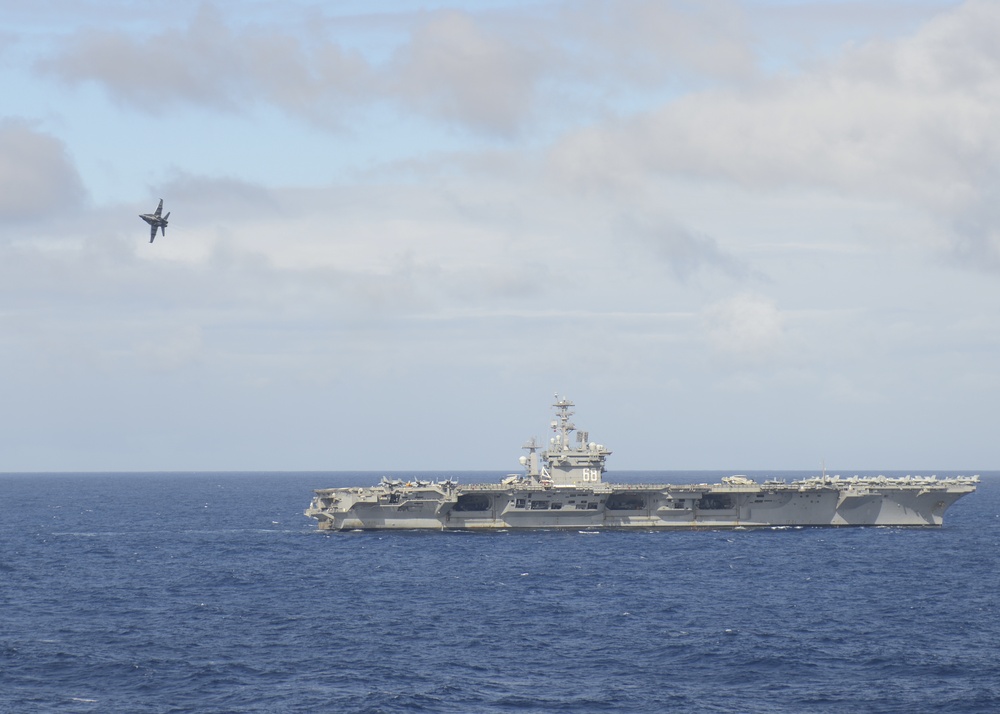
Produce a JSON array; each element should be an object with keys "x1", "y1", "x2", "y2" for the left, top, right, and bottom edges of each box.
[{"x1": 140, "y1": 199, "x2": 170, "y2": 243}]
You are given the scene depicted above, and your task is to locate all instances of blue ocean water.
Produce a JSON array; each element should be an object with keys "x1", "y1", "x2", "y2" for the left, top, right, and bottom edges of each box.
[{"x1": 1, "y1": 470, "x2": 998, "y2": 713}]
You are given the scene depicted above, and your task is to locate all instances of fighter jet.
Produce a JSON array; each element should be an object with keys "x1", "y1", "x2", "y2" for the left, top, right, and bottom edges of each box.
[{"x1": 139, "y1": 199, "x2": 170, "y2": 243}]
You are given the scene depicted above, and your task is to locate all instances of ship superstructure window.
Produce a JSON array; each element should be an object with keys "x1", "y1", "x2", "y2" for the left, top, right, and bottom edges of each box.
[
  {"x1": 530, "y1": 501, "x2": 549, "y2": 510},
  {"x1": 515, "y1": 498, "x2": 526, "y2": 508}
]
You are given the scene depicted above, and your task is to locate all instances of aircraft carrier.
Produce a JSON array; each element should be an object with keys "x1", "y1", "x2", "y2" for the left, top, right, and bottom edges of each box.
[{"x1": 305, "y1": 397, "x2": 978, "y2": 531}]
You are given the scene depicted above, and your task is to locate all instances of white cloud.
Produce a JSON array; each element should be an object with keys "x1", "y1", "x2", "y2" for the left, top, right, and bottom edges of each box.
[
  {"x1": 549, "y1": 1, "x2": 1000, "y2": 267},
  {"x1": 703, "y1": 293, "x2": 784, "y2": 358},
  {"x1": 36, "y1": 4, "x2": 374, "y2": 124},
  {"x1": 389, "y1": 10, "x2": 544, "y2": 136},
  {"x1": 560, "y1": 0, "x2": 755, "y2": 86},
  {"x1": 0, "y1": 119, "x2": 86, "y2": 222},
  {"x1": 30, "y1": 0, "x2": 760, "y2": 139}
]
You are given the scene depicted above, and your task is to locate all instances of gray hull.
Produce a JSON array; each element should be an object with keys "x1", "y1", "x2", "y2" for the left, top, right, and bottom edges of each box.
[{"x1": 306, "y1": 476, "x2": 977, "y2": 531}]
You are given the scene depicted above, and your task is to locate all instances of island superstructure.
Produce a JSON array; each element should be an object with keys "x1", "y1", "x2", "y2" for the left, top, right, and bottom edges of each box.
[{"x1": 305, "y1": 397, "x2": 978, "y2": 530}]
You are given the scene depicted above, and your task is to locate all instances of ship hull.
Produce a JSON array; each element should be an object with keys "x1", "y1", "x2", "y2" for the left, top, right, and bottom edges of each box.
[{"x1": 306, "y1": 480, "x2": 976, "y2": 531}]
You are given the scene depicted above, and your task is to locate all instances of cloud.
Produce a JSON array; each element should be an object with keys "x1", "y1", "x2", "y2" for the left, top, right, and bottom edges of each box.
[
  {"x1": 34, "y1": 5, "x2": 545, "y2": 136},
  {"x1": 617, "y1": 214, "x2": 749, "y2": 280},
  {"x1": 0, "y1": 30, "x2": 16, "y2": 58},
  {"x1": 0, "y1": 119, "x2": 86, "y2": 223},
  {"x1": 156, "y1": 173, "x2": 283, "y2": 221},
  {"x1": 35, "y1": 4, "x2": 546, "y2": 135},
  {"x1": 31, "y1": 1, "x2": 760, "y2": 139},
  {"x1": 389, "y1": 10, "x2": 544, "y2": 137},
  {"x1": 950, "y1": 194, "x2": 1000, "y2": 271},
  {"x1": 703, "y1": 293, "x2": 784, "y2": 359},
  {"x1": 36, "y1": 4, "x2": 373, "y2": 124},
  {"x1": 549, "y1": 1, "x2": 1000, "y2": 267},
  {"x1": 560, "y1": 0, "x2": 754, "y2": 87}
]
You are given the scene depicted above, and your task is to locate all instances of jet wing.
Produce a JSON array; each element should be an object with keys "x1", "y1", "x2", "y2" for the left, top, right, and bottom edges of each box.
[
  {"x1": 153, "y1": 199, "x2": 163, "y2": 217},
  {"x1": 149, "y1": 224, "x2": 157, "y2": 243}
]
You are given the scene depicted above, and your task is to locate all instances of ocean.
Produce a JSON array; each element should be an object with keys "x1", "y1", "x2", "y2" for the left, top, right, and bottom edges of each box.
[{"x1": 1, "y1": 470, "x2": 998, "y2": 713}]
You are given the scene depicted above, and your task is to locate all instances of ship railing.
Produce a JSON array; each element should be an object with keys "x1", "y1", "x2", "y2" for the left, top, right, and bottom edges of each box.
[{"x1": 792, "y1": 475, "x2": 980, "y2": 489}]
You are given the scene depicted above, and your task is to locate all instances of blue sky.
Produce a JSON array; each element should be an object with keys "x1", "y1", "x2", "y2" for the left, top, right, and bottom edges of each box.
[{"x1": 2, "y1": 0, "x2": 996, "y2": 472}]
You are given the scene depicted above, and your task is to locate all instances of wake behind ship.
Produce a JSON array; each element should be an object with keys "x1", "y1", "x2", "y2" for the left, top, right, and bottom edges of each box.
[{"x1": 305, "y1": 398, "x2": 978, "y2": 531}]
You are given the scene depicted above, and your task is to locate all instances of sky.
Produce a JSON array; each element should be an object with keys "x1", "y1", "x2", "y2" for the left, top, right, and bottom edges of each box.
[{"x1": 2, "y1": 0, "x2": 997, "y2": 473}]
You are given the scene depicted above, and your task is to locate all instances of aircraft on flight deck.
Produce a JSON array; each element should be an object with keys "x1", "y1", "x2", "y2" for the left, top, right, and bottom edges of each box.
[{"x1": 139, "y1": 199, "x2": 170, "y2": 243}]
